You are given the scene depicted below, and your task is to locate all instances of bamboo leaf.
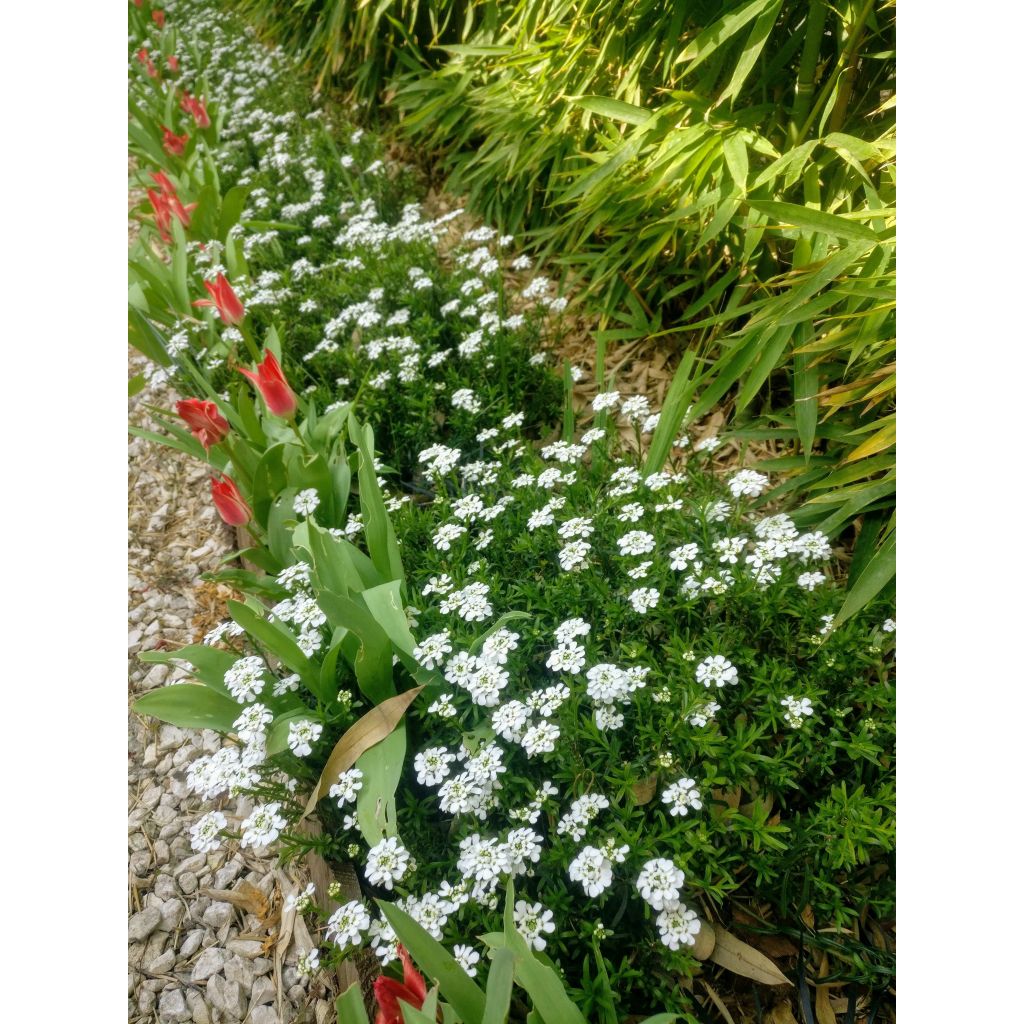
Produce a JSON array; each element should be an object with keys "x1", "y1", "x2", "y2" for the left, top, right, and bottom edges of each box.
[
  {"x1": 709, "y1": 924, "x2": 791, "y2": 986},
  {"x1": 747, "y1": 200, "x2": 879, "y2": 242},
  {"x1": 834, "y1": 530, "x2": 895, "y2": 627}
]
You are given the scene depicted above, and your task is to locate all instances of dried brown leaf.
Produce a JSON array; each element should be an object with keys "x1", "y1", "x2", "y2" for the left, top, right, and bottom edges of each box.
[
  {"x1": 815, "y1": 956, "x2": 838, "y2": 1024},
  {"x1": 301, "y1": 687, "x2": 424, "y2": 821},
  {"x1": 765, "y1": 1001, "x2": 799, "y2": 1024},
  {"x1": 692, "y1": 918, "x2": 717, "y2": 961},
  {"x1": 199, "y1": 880, "x2": 270, "y2": 921},
  {"x1": 709, "y1": 924, "x2": 792, "y2": 986},
  {"x1": 701, "y1": 980, "x2": 737, "y2": 1024},
  {"x1": 630, "y1": 773, "x2": 658, "y2": 805}
]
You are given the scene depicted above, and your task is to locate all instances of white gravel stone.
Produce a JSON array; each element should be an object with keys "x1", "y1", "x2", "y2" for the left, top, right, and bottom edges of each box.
[
  {"x1": 191, "y1": 946, "x2": 227, "y2": 982},
  {"x1": 128, "y1": 906, "x2": 163, "y2": 942},
  {"x1": 158, "y1": 987, "x2": 190, "y2": 1023}
]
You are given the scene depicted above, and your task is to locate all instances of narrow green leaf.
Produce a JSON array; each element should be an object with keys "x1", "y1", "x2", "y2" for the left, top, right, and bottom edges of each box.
[
  {"x1": 747, "y1": 200, "x2": 879, "y2": 242},
  {"x1": 482, "y1": 948, "x2": 515, "y2": 1024},
  {"x1": 834, "y1": 531, "x2": 895, "y2": 627}
]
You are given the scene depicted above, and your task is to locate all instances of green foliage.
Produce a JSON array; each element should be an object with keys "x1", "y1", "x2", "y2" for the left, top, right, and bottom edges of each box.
[
  {"x1": 129, "y1": 4, "x2": 895, "y2": 1020},
  {"x1": 232, "y1": 0, "x2": 897, "y2": 560}
]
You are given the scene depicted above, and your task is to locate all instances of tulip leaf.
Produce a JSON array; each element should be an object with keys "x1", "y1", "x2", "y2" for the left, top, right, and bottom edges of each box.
[
  {"x1": 227, "y1": 599, "x2": 321, "y2": 697},
  {"x1": 133, "y1": 683, "x2": 240, "y2": 732},
  {"x1": 335, "y1": 983, "x2": 370, "y2": 1024}
]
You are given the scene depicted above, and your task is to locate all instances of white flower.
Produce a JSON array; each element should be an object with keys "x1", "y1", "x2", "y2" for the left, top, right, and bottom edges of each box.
[
  {"x1": 546, "y1": 641, "x2": 586, "y2": 674},
  {"x1": 728, "y1": 469, "x2": 770, "y2": 498},
  {"x1": 482, "y1": 628, "x2": 520, "y2": 664},
  {"x1": 513, "y1": 900, "x2": 556, "y2": 951},
  {"x1": 620, "y1": 395, "x2": 651, "y2": 422},
  {"x1": 233, "y1": 703, "x2": 272, "y2": 743},
  {"x1": 453, "y1": 944, "x2": 480, "y2": 976},
  {"x1": 558, "y1": 516, "x2": 594, "y2": 539},
  {"x1": 662, "y1": 778, "x2": 703, "y2": 817},
  {"x1": 365, "y1": 837, "x2": 411, "y2": 890},
  {"x1": 428, "y1": 693, "x2": 458, "y2": 719},
  {"x1": 432, "y1": 523, "x2": 467, "y2": 551},
  {"x1": 558, "y1": 540, "x2": 591, "y2": 572},
  {"x1": 882, "y1": 617, "x2": 896, "y2": 633},
  {"x1": 781, "y1": 695, "x2": 814, "y2": 729},
  {"x1": 240, "y1": 803, "x2": 287, "y2": 848},
  {"x1": 288, "y1": 719, "x2": 322, "y2": 757},
  {"x1": 586, "y1": 664, "x2": 629, "y2": 704},
  {"x1": 695, "y1": 655, "x2": 738, "y2": 688},
  {"x1": 669, "y1": 543, "x2": 700, "y2": 571},
  {"x1": 329, "y1": 768, "x2": 365, "y2": 806},
  {"x1": 520, "y1": 721, "x2": 560, "y2": 757},
  {"x1": 284, "y1": 883, "x2": 317, "y2": 914},
  {"x1": 492, "y1": 700, "x2": 530, "y2": 742},
  {"x1": 636, "y1": 859, "x2": 686, "y2": 910},
  {"x1": 296, "y1": 947, "x2": 320, "y2": 976},
  {"x1": 592, "y1": 391, "x2": 620, "y2": 412},
  {"x1": 505, "y1": 827, "x2": 544, "y2": 875},
  {"x1": 568, "y1": 846, "x2": 614, "y2": 897},
  {"x1": 414, "y1": 747, "x2": 457, "y2": 787},
  {"x1": 294, "y1": 488, "x2": 320, "y2": 517},
  {"x1": 797, "y1": 571, "x2": 827, "y2": 591},
  {"x1": 413, "y1": 629, "x2": 453, "y2": 669},
  {"x1": 617, "y1": 530, "x2": 656, "y2": 556},
  {"x1": 326, "y1": 900, "x2": 371, "y2": 948},
  {"x1": 554, "y1": 618, "x2": 591, "y2": 644},
  {"x1": 819, "y1": 614, "x2": 835, "y2": 635},
  {"x1": 594, "y1": 706, "x2": 625, "y2": 731},
  {"x1": 687, "y1": 701, "x2": 720, "y2": 727},
  {"x1": 617, "y1": 503, "x2": 645, "y2": 523},
  {"x1": 628, "y1": 587, "x2": 660, "y2": 614},
  {"x1": 656, "y1": 904, "x2": 701, "y2": 949},
  {"x1": 189, "y1": 811, "x2": 226, "y2": 853},
  {"x1": 224, "y1": 655, "x2": 269, "y2": 702},
  {"x1": 452, "y1": 388, "x2": 482, "y2": 413}
]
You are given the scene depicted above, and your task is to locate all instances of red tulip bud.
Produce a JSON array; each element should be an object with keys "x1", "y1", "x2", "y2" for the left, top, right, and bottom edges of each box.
[
  {"x1": 177, "y1": 399, "x2": 229, "y2": 449},
  {"x1": 239, "y1": 351, "x2": 298, "y2": 418},
  {"x1": 167, "y1": 55, "x2": 179, "y2": 73},
  {"x1": 152, "y1": 10, "x2": 166, "y2": 28},
  {"x1": 210, "y1": 474, "x2": 251, "y2": 526}
]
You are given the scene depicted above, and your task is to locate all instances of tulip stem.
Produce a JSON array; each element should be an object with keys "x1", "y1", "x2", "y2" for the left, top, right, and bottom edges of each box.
[{"x1": 239, "y1": 321, "x2": 261, "y2": 362}]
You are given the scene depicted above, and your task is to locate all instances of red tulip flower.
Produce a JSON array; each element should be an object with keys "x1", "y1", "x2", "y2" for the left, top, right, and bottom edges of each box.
[
  {"x1": 239, "y1": 351, "x2": 298, "y2": 418},
  {"x1": 167, "y1": 55, "x2": 179, "y2": 73},
  {"x1": 373, "y1": 945, "x2": 427, "y2": 1024},
  {"x1": 152, "y1": 10, "x2": 166, "y2": 28},
  {"x1": 161, "y1": 126, "x2": 188, "y2": 157},
  {"x1": 193, "y1": 273, "x2": 246, "y2": 327},
  {"x1": 177, "y1": 399, "x2": 229, "y2": 449},
  {"x1": 149, "y1": 171, "x2": 195, "y2": 229},
  {"x1": 137, "y1": 48, "x2": 158, "y2": 78},
  {"x1": 146, "y1": 188, "x2": 174, "y2": 242},
  {"x1": 210, "y1": 474, "x2": 252, "y2": 526},
  {"x1": 180, "y1": 91, "x2": 211, "y2": 129}
]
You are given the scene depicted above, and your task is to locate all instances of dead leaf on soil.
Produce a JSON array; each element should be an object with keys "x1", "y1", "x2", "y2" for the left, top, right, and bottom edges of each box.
[
  {"x1": 709, "y1": 925, "x2": 792, "y2": 986},
  {"x1": 630, "y1": 773, "x2": 658, "y2": 805},
  {"x1": 701, "y1": 980, "x2": 737, "y2": 1024},
  {"x1": 815, "y1": 956, "x2": 838, "y2": 1024},
  {"x1": 765, "y1": 1001, "x2": 799, "y2": 1024},
  {"x1": 199, "y1": 879, "x2": 270, "y2": 921}
]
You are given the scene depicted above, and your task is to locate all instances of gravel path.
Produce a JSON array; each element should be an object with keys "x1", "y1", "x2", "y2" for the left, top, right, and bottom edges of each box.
[{"x1": 128, "y1": 174, "x2": 333, "y2": 1024}]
